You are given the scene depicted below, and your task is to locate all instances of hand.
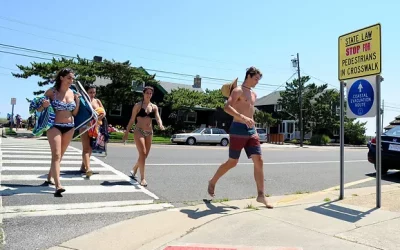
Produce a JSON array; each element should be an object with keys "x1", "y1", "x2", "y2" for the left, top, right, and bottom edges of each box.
[
  {"x1": 241, "y1": 115, "x2": 255, "y2": 128},
  {"x1": 122, "y1": 131, "x2": 129, "y2": 141},
  {"x1": 159, "y1": 125, "x2": 165, "y2": 130},
  {"x1": 42, "y1": 99, "x2": 50, "y2": 108},
  {"x1": 74, "y1": 93, "x2": 81, "y2": 101}
]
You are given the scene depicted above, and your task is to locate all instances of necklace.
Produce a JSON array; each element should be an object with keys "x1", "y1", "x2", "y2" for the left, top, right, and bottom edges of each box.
[{"x1": 242, "y1": 85, "x2": 251, "y2": 90}]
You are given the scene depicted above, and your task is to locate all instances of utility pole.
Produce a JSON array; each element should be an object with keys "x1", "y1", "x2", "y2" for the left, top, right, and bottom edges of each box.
[{"x1": 292, "y1": 53, "x2": 303, "y2": 147}]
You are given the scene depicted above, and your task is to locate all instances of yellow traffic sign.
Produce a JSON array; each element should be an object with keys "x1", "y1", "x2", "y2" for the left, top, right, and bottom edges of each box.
[{"x1": 338, "y1": 23, "x2": 381, "y2": 81}]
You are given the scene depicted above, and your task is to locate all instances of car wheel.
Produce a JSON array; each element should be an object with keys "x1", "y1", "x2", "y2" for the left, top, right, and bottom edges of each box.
[
  {"x1": 220, "y1": 138, "x2": 229, "y2": 146},
  {"x1": 186, "y1": 137, "x2": 196, "y2": 145},
  {"x1": 374, "y1": 163, "x2": 389, "y2": 175}
]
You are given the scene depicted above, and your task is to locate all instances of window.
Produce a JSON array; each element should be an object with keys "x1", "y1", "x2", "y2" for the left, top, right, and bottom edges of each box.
[
  {"x1": 109, "y1": 104, "x2": 122, "y2": 116},
  {"x1": 386, "y1": 126, "x2": 400, "y2": 136},
  {"x1": 185, "y1": 112, "x2": 197, "y2": 123},
  {"x1": 204, "y1": 128, "x2": 211, "y2": 134},
  {"x1": 276, "y1": 104, "x2": 282, "y2": 111},
  {"x1": 212, "y1": 128, "x2": 223, "y2": 134},
  {"x1": 287, "y1": 123, "x2": 294, "y2": 133},
  {"x1": 257, "y1": 128, "x2": 266, "y2": 134}
]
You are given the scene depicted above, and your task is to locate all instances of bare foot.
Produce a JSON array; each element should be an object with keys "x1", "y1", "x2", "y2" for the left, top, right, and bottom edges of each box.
[
  {"x1": 256, "y1": 195, "x2": 274, "y2": 209},
  {"x1": 140, "y1": 179, "x2": 147, "y2": 187},
  {"x1": 208, "y1": 181, "x2": 215, "y2": 197}
]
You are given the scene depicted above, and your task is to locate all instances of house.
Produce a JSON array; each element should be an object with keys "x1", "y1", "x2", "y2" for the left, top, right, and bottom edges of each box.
[
  {"x1": 94, "y1": 75, "x2": 232, "y2": 131},
  {"x1": 254, "y1": 91, "x2": 298, "y2": 140},
  {"x1": 254, "y1": 88, "x2": 339, "y2": 141},
  {"x1": 384, "y1": 115, "x2": 400, "y2": 131}
]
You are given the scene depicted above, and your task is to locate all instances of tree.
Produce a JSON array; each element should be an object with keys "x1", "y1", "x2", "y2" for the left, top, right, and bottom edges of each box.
[
  {"x1": 12, "y1": 56, "x2": 158, "y2": 111},
  {"x1": 312, "y1": 89, "x2": 340, "y2": 137},
  {"x1": 162, "y1": 88, "x2": 226, "y2": 131},
  {"x1": 162, "y1": 88, "x2": 225, "y2": 110},
  {"x1": 344, "y1": 118, "x2": 367, "y2": 145},
  {"x1": 254, "y1": 110, "x2": 277, "y2": 129},
  {"x1": 278, "y1": 76, "x2": 327, "y2": 136}
]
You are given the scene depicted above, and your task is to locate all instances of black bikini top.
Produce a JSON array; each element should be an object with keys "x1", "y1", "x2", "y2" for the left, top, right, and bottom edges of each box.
[{"x1": 137, "y1": 102, "x2": 155, "y2": 118}]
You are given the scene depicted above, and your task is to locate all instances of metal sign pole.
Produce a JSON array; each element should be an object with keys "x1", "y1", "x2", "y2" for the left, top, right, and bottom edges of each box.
[
  {"x1": 339, "y1": 81, "x2": 345, "y2": 200},
  {"x1": 11, "y1": 104, "x2": 15, "y2": 129},
  {"x1": 376, "y1": 75, "x2": 383, "y2": 208}
]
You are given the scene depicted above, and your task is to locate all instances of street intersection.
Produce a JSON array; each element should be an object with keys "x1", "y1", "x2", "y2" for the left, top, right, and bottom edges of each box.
[{"x1": 0, "y1": 136, "x2": 396, "y2": 250}]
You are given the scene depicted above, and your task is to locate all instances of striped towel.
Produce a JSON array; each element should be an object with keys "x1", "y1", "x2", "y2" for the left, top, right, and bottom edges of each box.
[{"x1": 29, "y1": 96, "x2": 55, "y2": 136}]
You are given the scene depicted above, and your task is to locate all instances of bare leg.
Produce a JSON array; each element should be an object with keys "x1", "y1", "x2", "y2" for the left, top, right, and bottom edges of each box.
[
  {"x1": 47, "y1": 128, "x2": 63, "y2": 192},
  {"x1": 208, "y1": 158, "x2": 238, "y2": 197},
  {"x1": 251, "y1": 155, "x2": 273, "y2": 209},
  {"x1": 133, "y1": 130, "x2": 147, "y2": 186},
  {"x1": 132, "y1": 136, "x2": 152, "y2": 176},
  {"x1": 80, "y1": 128, "x2": 93, "y2": 177}
]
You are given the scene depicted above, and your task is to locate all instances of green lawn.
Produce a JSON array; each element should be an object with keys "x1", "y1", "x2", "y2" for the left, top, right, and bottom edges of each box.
[
  {"x1": 73, "y1": 132, "x2": 171, "y2": 144},
  {"x1": 4, "y1": 128, "x2": 16, "y2": 136}
]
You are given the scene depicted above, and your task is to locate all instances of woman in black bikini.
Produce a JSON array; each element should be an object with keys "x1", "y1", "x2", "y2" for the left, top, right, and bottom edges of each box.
[
  {"x1": 123, "y1": 86, "x2": 165, "y2": 186},
  {"x1": 37, "y1": 68, "x2": 81, "y2": 196}
]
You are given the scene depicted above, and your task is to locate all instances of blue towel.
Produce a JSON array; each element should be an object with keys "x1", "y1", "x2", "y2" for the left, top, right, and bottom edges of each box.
[{"x1": 29, "y1": 96, "x2": 55, "y2": 136}]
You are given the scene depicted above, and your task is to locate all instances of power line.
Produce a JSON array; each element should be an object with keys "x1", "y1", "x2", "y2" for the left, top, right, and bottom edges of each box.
[
  {"x1": 0, "y1": 43, "x2": 282, "y2": 87},
  {"x1": 0, "y1": 16, "x2": 253, "y2": 67},
  {"x1": 301, "y1": 70, "x2": 339, "y2": 90},
  {"x1": 0, "y1": 50, "x2": 51, "y2": 61},
  {"x1": 0, "y1": 27, "x2": 243, "y2": 72}
]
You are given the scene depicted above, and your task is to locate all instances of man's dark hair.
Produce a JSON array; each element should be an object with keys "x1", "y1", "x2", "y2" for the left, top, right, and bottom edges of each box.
[{"x1": 245, "y1": 66, "x2": 263, "y2": 80}]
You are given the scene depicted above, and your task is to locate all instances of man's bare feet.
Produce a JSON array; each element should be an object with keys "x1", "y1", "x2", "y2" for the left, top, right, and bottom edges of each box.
[
  {"x1": 256, "y1": 195, "x2": 274, "y2": 209},
  {"x1": 208, "y1": 181, "x2": 215, "y2": 197}
]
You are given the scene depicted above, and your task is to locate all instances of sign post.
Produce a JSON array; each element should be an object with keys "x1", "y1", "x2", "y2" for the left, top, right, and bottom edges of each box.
[
  {"x1": 338, "y1": 23, "x2": 382, "y2": 207},
  {"x1": 10, "y1": 98, "x2": 16, "y2": 129}
]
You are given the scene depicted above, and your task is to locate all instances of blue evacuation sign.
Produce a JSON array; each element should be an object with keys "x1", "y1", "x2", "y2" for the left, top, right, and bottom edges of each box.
[{"x1": 347, "y1": 79, "x2": 374, "y2": 116}]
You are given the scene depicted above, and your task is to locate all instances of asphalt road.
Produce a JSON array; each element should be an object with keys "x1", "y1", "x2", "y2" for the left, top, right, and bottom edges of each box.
[
  {"x1": 70, "y1": 141, "x2": 392, "y2": 203},
  {"x1": 1, "y1": 138, "x2": 398, "y2": 250}
]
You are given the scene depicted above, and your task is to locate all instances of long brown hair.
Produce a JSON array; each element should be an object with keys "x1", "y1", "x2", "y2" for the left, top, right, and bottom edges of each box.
[{"x1": 54, "y1": 68, "x2": 74, "y2": 91}]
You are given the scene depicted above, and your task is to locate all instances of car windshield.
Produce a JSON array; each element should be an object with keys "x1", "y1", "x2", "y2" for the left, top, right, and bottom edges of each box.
[
  {"x1": 191, "y1": 128, "x2": 204, "y2": 133},
  {"x1": 257, "y1": 129, "x2": 266, "y2": 134},
  {"x1": 385, "y1": 126, "x2": 400, "y2": 136}
]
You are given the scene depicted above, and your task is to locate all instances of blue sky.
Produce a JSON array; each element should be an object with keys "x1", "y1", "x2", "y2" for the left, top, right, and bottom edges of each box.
[{"x1": 0, "y1": 0, "x2": 398, "y2": 136}]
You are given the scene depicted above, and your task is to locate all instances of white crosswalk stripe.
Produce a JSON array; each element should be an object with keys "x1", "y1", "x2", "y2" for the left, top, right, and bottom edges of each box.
[{"x1": 0, "y1": 137, "x2": 173, "y2": 219}]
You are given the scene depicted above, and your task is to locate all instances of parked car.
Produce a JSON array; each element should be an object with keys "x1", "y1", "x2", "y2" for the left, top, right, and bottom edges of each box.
[
  {"x1": 256, "y1": 128, "x2": 267, "y2": 143},
  {"x1": 171, "y1": 127, "x2": 230, "y2": 146},
  {"x1": 367, "y1": 125, "x2": 400, "y2": 174}
]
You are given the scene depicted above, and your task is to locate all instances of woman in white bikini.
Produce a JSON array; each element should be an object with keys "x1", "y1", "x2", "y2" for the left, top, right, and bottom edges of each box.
[{"x1": 123, "y1": 86, "x2": 165, "y2": 186}]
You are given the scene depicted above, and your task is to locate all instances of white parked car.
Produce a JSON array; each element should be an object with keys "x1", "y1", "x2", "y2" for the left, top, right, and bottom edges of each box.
[
  {"x1": 256, "y1": 128, "x2": 268, "y2": 143},
  {"x1": 171, "y1": 127, "x2": 230, "y2": 146}
]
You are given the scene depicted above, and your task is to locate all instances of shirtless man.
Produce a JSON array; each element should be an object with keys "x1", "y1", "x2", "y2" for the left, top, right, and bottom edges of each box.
[{"x1": 208, "y1": 66, "x2": 273, "y2": 209}]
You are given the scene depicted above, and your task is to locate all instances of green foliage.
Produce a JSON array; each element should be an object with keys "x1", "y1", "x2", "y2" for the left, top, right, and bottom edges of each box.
[
  {"x1": 344, "y1": 118, "x2": 367, "y2": 145},
  {"x1": 312, "y1": 89, "x2": 340, "y2": 137},
  {"x1": 163, "y1": 88, "x2": 225, "y2": 110},
  {"x1": 12, "y1": 57, "x2": 158, "y2": 109},
  {"x1": 254, "y1": 110, "x2": 277, "y2": 127},
  {"x1": 278, "y1": 76, "x2": 327, "y2": 136},
  {"x1": 310, "y1": 134, "x2": 331, "y2": 145},
  {"x1": 153, "y1": 125, "x2": 174, "y2": 137}
]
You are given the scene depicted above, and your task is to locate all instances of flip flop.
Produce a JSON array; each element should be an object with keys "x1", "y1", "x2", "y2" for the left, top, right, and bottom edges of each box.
[{"x1": 44, "y1": 180, "x2": 55, "y2": 186}]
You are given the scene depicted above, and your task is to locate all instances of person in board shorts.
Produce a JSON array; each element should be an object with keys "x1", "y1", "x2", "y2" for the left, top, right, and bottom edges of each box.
[{"x1": 208, "y1": 66, "x2": 273, "y2": 209}]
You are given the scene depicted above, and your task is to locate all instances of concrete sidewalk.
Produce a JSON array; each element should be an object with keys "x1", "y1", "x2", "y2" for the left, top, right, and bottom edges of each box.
[{"x1": 47, "y1": 183, "x2": 400, "y2": 250}]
